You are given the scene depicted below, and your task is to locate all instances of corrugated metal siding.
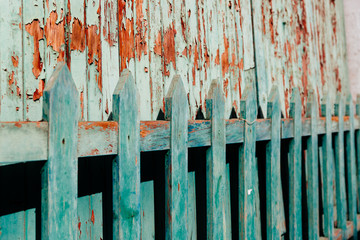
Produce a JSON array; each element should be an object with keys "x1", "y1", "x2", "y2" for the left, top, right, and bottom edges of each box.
[{"x1": 0, "y1": 0, "x2": 349, "y2": 121}]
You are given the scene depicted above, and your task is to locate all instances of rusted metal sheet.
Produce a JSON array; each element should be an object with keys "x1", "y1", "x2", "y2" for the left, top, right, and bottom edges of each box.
[{"x1": 0, "y1": 0, "x2": 351, "y2": 121}]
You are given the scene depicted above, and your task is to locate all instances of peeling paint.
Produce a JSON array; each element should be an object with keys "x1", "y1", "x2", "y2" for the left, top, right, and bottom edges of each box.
[{"x1": 25, "y1": 20, "x2": 44, "y2": 79}]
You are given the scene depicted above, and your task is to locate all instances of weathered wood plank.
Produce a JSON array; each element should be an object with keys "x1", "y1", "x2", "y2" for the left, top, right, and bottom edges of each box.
[
  {"x1": 78, "y1": 193, "x2": 103, "y2": 239},
  {"x1": 165, "y1": 75, "x2": 189, "y2": 239},
  {"x1": 206, "y1": 80, "x2": 227, "y2": 239},
  {"x1": 187, "y1": 171, "x2": 197, "y2": 240},
  {"x1": 266, "y1": 86, "x2": 286, "y2": 239},
  {"x1": 345, "y1": 95, "x2": 357, "y2": 239},
  {"x1": 0, "y1": 209, "x2": 36, "y2": 240},
  {"x1": 238, "y1": 84, "x2": 260, "y2": 239},
  {"x1": 305, "y1": 90, "x2": 319, "y2": 239},
  {"x1": 0, "y1": 0, "x2": 23, "y2": 121},
  {"x1": 289, "y1": 88, "x2": 302, "y2": 239},
  {"x1": 225, "y1": 163, "x2": 232, "y2": 239},
  {"x1": 23, "y1": 0, "x2": 46, "y2": 121},
  {"x1": 320, "y1": 94, "x2": 334, "y2": 239},
  {"x1": 141, "y1": 181, "x2": 155, "y2": 240},
  {"x1": 41, "y1": 63, "x2": 79, "y2": 239},
  {"x1": 112, "y1": 70, "x2": 141, "y2": 239},
  {"x1": 334, "y1": 94, "x2": 347, "y2": 238}
]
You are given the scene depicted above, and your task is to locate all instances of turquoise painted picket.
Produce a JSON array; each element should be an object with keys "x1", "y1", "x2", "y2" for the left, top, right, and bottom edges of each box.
[{"x1": 1, "y1": 64, "x2": 360, "y2": 240}]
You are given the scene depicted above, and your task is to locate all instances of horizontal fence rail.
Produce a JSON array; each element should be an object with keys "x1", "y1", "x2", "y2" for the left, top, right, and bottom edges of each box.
[
  {"x1": 1, "y1": 63, "x2": 360, "y2": 239},
  {"x1": 0, "y1": 116, "x2": 359, "y2": 163}
]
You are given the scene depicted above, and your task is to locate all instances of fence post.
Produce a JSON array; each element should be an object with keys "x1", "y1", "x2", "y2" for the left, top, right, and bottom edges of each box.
[
  {"x1": 112, "y1": 69, "x2": 141, "y2": 239},
  {"x1": 164, "y1": 75, "x2": 189, "y2": 239},
  {"x1": 205, "y1": 80, "x2": 227, "y2": 239},
  {"x1": 239, "y1": 84, "x2": 261, "y2": 239},
  {"x1": 320, "y1": 93, "x2": 334, "y2": 239},
  {"x1": 266, "y1": 86, "x2": 286, "y2": 239},
  {"x1": 41, "y1": 62, "x2": 79, "y2": 239},
  {"x1": 357, "y1": 95, "x2": 360, "y2": 213},
  {"x1": 345, "y1": 95, "x2": 357, "y2": 239},
  {"x1": 334, "y1": 94, "x2": 346, "y2": 239},
  {"x1": 306, "y1": 90, "x2": 319, "y2": 239},
  {"x1": 289, "y1": 88, "x2": 302, "y2": 239}
]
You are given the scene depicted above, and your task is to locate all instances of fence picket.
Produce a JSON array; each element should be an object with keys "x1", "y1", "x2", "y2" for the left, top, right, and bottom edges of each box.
[
  {"x1": 334, "y1": 94, "x2": 347, "y2": 239},
  {"x1": 205, "y1": 80, "x2": 227, "y2": 239},
  {"x1": 266, "y1": 86, "x2": 286, "y2": 239},
  {"x1": 345, "y1": 95, "x2": 357, "y2": 239},
  {"x1": 238, "y1": 84, "x2": 260, "y2": 239},
  {"x1": 141, "y1": 181, "x2": 155, "y2": 240},
  {"x1": 165, "y1": 75, "x2": 189, "y2": 239},
  {"x1": 306, "y1": 90, "x2": 319, "y2": 239},
  {"x1": 41, "y1": 63, "x2": 79, "y2": 239},
  {"x1": 289, "y1": 88, "x2": 302, "y2": 239},
  {"x1": 112, "y1": 69, "x2": 141, "y2": 239},
  {"x1": 320, "y1": 93, "x2": 334, "y2": 239},
  {"x1": 187, "y1": 172, "x2": 197, "y2": 239}
]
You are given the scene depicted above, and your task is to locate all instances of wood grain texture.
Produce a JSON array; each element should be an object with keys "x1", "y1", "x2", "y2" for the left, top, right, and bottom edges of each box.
[
  {"x1": 41, "y1": 63, "x2": 79, "y2": 239},
  {"x1": 334, "y1": 94, "x2": 347, "y2": 238},
  {"x1": 266, "y1": 86, "x2": 286, "y2": 239},
  {"x1": 238, "y1": 84, "x2": 260, "y2": 239},
  {"x1": 289, "y1": 88, "x2": 302, "y2": 239},
  {"x1": 345, "y1": 95, "x2": 357, "y2": 239},
  {"x1": 112, "y1": 70, "x2": 141, "y2": 239},
  {"x1": 305, "y1": 90, "x2": 319, "y2": 239},
  {"x1": 187, "y1": 171, "x2": 197, "y2": 240},
  {"x1": 165, "y1": 75, "x2": 189, "y2": 239},
  {"x1": 206, "y1": 80, "x2": 227, "y2": 239},
  {"x1": 320, "y1": 94, "x2": 334, "y2": 239},
  {"x1": 0, "y1": 209, "x2": 36, "y2": 240},
  {"x1": 141, "y1": 181, "x2": 155, "y2": 240}
]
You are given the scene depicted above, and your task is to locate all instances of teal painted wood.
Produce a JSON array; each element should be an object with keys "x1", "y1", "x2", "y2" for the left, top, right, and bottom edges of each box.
[
  {"x1": 266, "y1": 86, "x2": 286, "y2": 239},
  {"x1": 305, "y1": 90, "x2": 319, "y2": 239},
  {"x1": 205, "y1": 80, "x2": 227, "y2": 239},
  {"x1": 225, "y1": 163, "x2": 232, "y2": 240},
  {"x1": 141, "y1": 181, "x2": 155, "y2": 240},
  {"x1": 320, "y1": 94, "x2": 334, "y2": 239},
  {"x1": 78, "y1": 193, "x2": 103, "y2": 239},
  {"x1": 289, "y1": 88, "x2": 302, "y2": 239},
  {"x1": 238, "y1": 84, "x2": 261, "y2": 239},
  {"x1": 41, "y1": 63, "x2": 79, "y2": 239},
  {"x1": 0, "y1": 209, "x2": 36, "y2": 240},
  {"x1": 164, "y1": 75, "x2": 189, "y2": 239},
  {"x1": 345, "y1": 95, "x2": 357, "y2": 239},
  {"x1": 254, "y1": 157, "x2": 261, "y2": 240},
  {"x1": 357, "y1": 95, "x2": 360, "y2": 213},
  {"x1": 188, "y1": 172, "x2": 197, "y2": 240},
  {"x1": 112, "y1": 69, "x2": 141, "y2": 239},
  {"x1": 334, "y1": 94, "x2": 347, "y2": 239}
]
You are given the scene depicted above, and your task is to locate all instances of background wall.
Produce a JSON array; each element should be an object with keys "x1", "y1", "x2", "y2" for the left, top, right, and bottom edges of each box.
[{"x1": 344, "y1": 0, "x2": 360, "y2": 101}]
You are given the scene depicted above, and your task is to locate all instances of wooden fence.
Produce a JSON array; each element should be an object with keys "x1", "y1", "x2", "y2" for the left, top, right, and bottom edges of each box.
[{"x1": 1, "y1": 62, "x2": 360, "y2": 239}]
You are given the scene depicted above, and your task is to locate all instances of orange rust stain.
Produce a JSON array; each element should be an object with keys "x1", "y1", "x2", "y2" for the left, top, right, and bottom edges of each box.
[
  {"x1": 154, "y1": 31, "x2": 162, "y2": 56},
  {"x1": 178, "y1": 183, "x2": 180, "y2": 192},
  {"x1": 70, "y1": 18, "x2": 86, "y2": 52},
  {"x1": 334, "y1": 68, "x2": 341, "y2": 92},
  {"x1": 25, "y1": 20, "x2": 44, "y2": 79},
  {"x1": 80, "y1": 91, "x2": 84, "y2": 120},
  {"x1": 16, "y1": 86, "x2": 21, "y2": 97},
  {"x1": 103, "y1": 0, "x2": 117, "y2": 46},
  {"x1": 221, "y1": 36, "x2": 229, "y2": 77},
  {"x1": 91, "y1": 210, "x2": 95, "y2": 225},
  {"x1": 223, "y1": 78, "x2": 229, "y2": 98},
  {"x1": 8, "y1": 72, "x2": 15, "y2": 86},
  {"x1": 80, "y1": 121, "x2": 117, "y2": 131},
  {"x1": 44, "y1": 11, "x2": 65, "y2": 61},
  {"x1": 14, "y1": 122, "x2": 22, "y2": 128},
  {"x1": 78, "y1": 221, "x2": 81, "y2": 235},
  {"x1": 214, "y1": 49, "x2": 220, "y2": 65},
  {"x1": 163, "y1": 24, "x2": 177, "y2": 76},
  {"x1": 90, "y1": 149, "x2": 100, "y2": 155},
  {"x1": 192, "y1": 43, "x2": 200, "y2": 86},
  {"x1": 86, "y1": 25, "x2": 102, "y2": 92},
  {"x1": 119, "y1": 0, "x2": 135, "y2": 71},
  {"x1": 33, "y1": 79, "x2": 45, "y2": 101},
  {"x1": 11, "y1": 55, "x2": 19, "y2": 67},
  {"x1": 135, "y1": 0, "x2": 148, "y2": 60}
]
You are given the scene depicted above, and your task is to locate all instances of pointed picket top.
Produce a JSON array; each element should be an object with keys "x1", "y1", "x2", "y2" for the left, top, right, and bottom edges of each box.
[
  {"x1": 267, "y1": 86, "x2": 281, "y2": 118},
  {"x1": 43, "y1": 62, "x2": 79, "y2": 121},
  {"x1": 320, "y1": 93, "x2": 331, "y2": 118},
  {"x1": 240, "y1": 84, "x2": 257, "y2": 121},
  {"x1": 165, "y1": 75, "x2": 189, "y2": 121},
  {"x1": 112, "y1": 69, "x2": 141, "y2": 239},
  {"x1": 290, "y1": 88, "x2": 301, "y2": 119},
  {"x1": 206, "y1": 79, "x2": 225, "y2": 120},
  {"x1": 306, "y1": 90, "x2": 318, "y2": 119},
  {"x1": 113, "y1": 69, "x2": 139, "y2": 113}
]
